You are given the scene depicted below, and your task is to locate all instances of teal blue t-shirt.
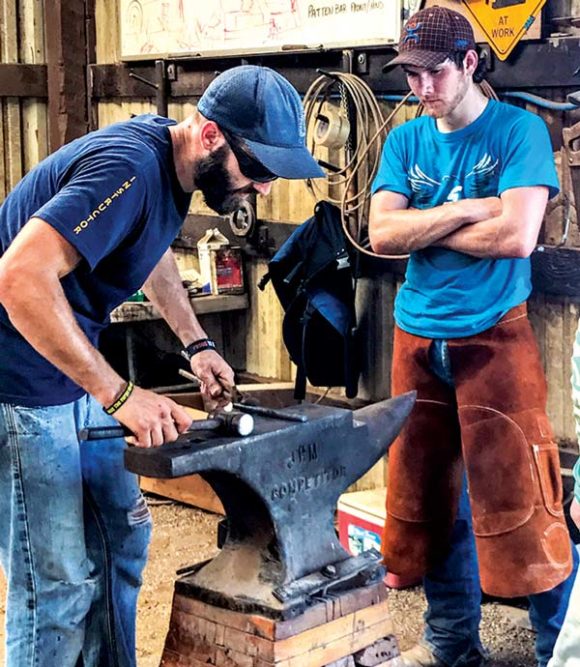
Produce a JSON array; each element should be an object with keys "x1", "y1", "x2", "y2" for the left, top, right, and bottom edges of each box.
[{"x1": 371, "y1": 100, "x2": 559, "y2": 338}]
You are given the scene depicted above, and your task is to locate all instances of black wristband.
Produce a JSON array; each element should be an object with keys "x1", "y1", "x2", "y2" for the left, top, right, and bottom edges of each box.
[
  {"x1": 103, "y1": 381, "x2": 135, "y2": 415},
  {"x1": 181, "y1": 338, "x2": 217, "y2": 361}
]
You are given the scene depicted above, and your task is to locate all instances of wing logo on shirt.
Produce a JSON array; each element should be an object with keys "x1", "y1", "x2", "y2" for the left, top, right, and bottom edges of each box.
[
  {"x1": 409, "y1": 164, "x2": 440, "y2": 192},
  {"x1": 408, "y1": 154, "x2": 499, "y2": 207}
]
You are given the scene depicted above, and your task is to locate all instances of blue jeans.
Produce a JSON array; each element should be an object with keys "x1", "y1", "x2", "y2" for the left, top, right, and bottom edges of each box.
[
  {"x1": 423, "y1": 341, "x2": 580, "y2": 667},
  {"x1": 548, "y1": 550, "x2": 580, "y2": 667},
  {"x1": 0, "y1": 395, "x2": 152, "y2": 667},
  {"x1": 423, "y1": 479, "x2": 579, "y2": 667}
]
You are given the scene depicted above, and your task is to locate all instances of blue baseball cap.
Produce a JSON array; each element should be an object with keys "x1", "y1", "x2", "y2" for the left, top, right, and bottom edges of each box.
[{"x1": 198, "y1": 65, "x2": 324, "y2": 180}]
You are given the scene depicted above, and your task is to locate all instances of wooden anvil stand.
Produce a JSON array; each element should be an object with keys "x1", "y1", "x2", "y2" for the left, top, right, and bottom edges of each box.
[{"x1": 161, "y1": 581, "x2": 401, "y2": 667}]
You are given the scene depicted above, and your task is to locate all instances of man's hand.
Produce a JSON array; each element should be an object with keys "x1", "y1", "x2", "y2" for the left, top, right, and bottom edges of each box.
[
  {"x1": 190, "y1": 350, "x2": 235, "y2": 411},
  {"x1": 571, "y1": 497, "x2": 580, "y2": 530},
  {"x1": 113, "y1": 385, "x2": 193, "y2": 448},
  {"x1": 436, "y1": 188, "x2": 548, "y2": 259}
]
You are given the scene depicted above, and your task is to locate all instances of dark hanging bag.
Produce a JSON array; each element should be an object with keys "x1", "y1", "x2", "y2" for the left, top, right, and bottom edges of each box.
[{"x1": 259, "y1": 201, "x2": 359, "y2": 400}]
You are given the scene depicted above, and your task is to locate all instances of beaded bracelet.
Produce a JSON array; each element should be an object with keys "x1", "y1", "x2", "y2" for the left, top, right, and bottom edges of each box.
[
  {"x1": 180, "y1": 338, "x2": 217, "y2": 361},
  {"x1": 103, "y1": 381, "x2": 135, "y2": 415}
]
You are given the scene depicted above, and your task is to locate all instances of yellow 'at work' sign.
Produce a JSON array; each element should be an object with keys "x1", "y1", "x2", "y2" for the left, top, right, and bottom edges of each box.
[{"x1": 461, "y1": 0, "x2": 547, "y2": 61}]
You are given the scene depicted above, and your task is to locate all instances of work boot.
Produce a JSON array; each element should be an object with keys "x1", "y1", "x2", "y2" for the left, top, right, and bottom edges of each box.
[{"x1": 401, "y1": 644, "x2": 447, "y2": 667}]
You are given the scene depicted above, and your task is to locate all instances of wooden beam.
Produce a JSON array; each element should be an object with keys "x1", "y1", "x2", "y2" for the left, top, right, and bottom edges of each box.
[
  {"x1": 45, "y1": 0, "x2": 90, "y2": 151},
  {"x1": 89, "y1": 39, "x2": 580, "y2": 102},
  {"x1": 0, "y1": 64, "x2": 47, "y2": 97}
]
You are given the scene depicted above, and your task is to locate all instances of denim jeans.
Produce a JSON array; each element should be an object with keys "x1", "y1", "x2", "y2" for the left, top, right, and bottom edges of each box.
[
  {"x1": 0, "y1": 394, "x2": 152, "y2": 667},
  {"x1": 548, "y1": 554, "x2": 580, "y2": 667},
  {"x1": 423, "y1": 340, "x2": 579, "y2": 667}
]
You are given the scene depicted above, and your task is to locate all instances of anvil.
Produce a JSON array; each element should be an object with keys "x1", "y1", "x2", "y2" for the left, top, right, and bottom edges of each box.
[{"x1": 125, "y1": 393, "x2": 415, "y2": 618}]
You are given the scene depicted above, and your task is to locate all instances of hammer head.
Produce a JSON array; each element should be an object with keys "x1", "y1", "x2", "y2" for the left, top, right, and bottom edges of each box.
[{"x1": 212, "y1": 410, "x2": 254, "y2": 437}]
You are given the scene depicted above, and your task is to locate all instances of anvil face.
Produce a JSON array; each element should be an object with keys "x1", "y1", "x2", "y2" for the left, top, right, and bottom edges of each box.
[{"x1": 125, "y1": 393, "x2": 415, "y2": 617}]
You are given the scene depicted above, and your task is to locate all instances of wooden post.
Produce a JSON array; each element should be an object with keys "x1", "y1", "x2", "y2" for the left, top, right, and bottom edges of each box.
[{"x1": 45, "y1": 0, "x2": 95, "y2": 152}]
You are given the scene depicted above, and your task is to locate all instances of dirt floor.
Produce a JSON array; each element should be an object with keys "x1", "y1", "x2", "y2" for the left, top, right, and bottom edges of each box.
[{"x1": 0, "y1": 498, "x2": 538, "y2": 666}]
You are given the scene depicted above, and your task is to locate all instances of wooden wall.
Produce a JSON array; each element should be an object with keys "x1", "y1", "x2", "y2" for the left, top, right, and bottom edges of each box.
[
  {"x1": 530, "y1": 143, "x2": 580, "y2": 448},
  {"x1": 89, "y1": 1, "x2": 580, "y2": 458},
  {"x1": 0, "y1": 0, "x2": 47, "y2": 197}
]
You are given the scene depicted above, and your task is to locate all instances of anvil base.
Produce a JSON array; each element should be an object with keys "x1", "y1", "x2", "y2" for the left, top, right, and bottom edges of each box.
[{"x1": 160, "y1": 580, "x2": 401, "y2": 667}]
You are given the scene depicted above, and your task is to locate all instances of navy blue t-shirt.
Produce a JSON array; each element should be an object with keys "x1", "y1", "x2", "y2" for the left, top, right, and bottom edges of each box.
[{"x1": 0, "y1": 114, "x2": 192, "y2": 406}]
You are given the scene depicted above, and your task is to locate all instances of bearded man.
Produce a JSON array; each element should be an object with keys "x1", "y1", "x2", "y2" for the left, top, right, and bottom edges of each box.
[{"x1": 0, "y1": 65, "x2": 323, "y2": 667}]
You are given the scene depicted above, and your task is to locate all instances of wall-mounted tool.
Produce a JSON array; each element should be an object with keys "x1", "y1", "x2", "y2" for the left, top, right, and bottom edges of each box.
[
  {"x1": 314, "y1": 103, "x2": 351, "y2": 150},
  {"x1": 228, "y1": 199, "x2": 256, "y2": 237},
  {"x1": 227, "y1": 196, "x2": 275, "y2": 257},
  {"x1": 562, "y1": 119, "x2": 580, "y2": 224}
]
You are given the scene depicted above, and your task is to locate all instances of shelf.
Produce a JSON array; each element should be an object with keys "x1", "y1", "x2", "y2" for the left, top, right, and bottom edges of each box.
[{"x1": 110, "y1": 293, "x2": 249, "y2": 323}]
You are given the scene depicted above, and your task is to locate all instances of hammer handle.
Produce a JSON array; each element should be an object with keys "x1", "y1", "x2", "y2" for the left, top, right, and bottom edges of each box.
[{"x1": 79, "y1": 418, "x2": 222, "y2": 441}]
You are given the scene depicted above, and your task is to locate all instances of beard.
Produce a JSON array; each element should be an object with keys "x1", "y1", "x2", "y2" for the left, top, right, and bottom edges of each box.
[
  {"x1": 425, "y1": 76, "x2": 470, "y2": 119},
  {"x1": 193, "y1": 145, "x2": 250, "y2": 215}
]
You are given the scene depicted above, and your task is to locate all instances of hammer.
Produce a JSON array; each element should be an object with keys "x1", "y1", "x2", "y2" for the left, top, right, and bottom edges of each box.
[{"x1": 78, "y1": 410, "x2": 254, "y2": 441}]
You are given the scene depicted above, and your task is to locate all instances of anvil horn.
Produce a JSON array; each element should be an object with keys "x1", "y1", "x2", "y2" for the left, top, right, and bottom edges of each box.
[{"x1": 353, "y1": 390, "x2": 417, "y2": 457}]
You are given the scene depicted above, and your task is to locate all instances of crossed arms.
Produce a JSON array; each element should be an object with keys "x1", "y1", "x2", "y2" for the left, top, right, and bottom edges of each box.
[{"x1": 368, "y1": 186, "x2": 549, "y2": 259}]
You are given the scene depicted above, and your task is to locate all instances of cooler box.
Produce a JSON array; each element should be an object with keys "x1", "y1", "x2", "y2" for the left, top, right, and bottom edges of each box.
[{"x1": 337, "y1": 487, "x2": 421, "y2": 589}]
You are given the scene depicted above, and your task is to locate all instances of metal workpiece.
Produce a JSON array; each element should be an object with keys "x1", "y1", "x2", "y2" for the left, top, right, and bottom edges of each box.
[{"x1": 125, "y1": 392, "x2": 416, "y2": 618}]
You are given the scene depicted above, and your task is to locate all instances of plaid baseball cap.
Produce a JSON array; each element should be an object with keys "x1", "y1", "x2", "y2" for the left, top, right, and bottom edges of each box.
[
  {"x1": 198, "y1": 65, "x2": 324, "y2": 180},
  {"x1": 383, "y1": 5, "x2": 476, "y2": 71}
]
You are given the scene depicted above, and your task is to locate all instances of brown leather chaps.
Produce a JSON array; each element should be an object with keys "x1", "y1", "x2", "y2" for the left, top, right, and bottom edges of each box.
[{"x1": 383, "y1": 304, "x2": 572, "y2": 597}]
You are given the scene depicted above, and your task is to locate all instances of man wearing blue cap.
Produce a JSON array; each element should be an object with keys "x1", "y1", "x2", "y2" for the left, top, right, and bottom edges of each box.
[{"x1": 0, "y1": 65, "x2": 323, "y2": 667}]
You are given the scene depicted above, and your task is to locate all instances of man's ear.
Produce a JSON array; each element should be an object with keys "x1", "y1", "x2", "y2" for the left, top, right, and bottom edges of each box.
[
  {"x1": 199, "y1": 120, "x2": 226, "y2": 151},
  {"x1": 463, "y1": 49, "x2": 478, "y2": 76}
]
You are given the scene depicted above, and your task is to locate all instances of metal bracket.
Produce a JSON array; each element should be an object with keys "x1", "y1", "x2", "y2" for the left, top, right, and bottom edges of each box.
[
  {"x1": 354, "y1": 51, "x2": 369, "y2": 75},
  {"x1": 479, "y1": 43, "x2": 494, "y2": 74},
  {"x1": 342, "y1": 49, "x2": 354, "y2": 75},
  {"x1": 562, "y1": 121, "x2": 580, "y2": 229},
  {"x1": 166, "y1": 62, "x2": 177, "y2": 82},
  {"x1": 128, "y1": 59, "x2": 173, "y2": 116},
  {"x1": 273, "y1": 549, "x2": 385, "y2": 603},
  {"x1": 256, "y1": 224, "x2": 275, "y2": 256}
]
